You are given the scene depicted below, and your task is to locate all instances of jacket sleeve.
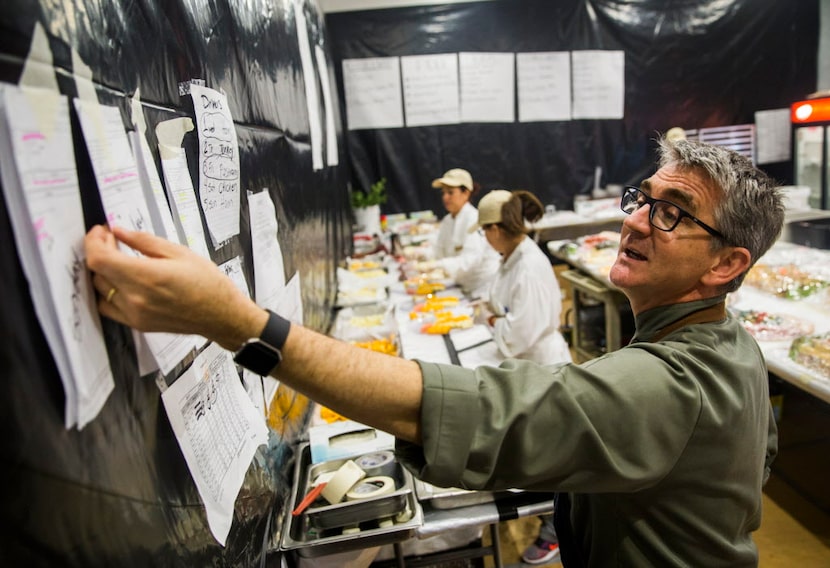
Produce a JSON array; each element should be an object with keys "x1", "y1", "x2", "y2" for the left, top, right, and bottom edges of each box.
[{"x1": 396, "y1": 352, "x2": 701, "y2": 493}]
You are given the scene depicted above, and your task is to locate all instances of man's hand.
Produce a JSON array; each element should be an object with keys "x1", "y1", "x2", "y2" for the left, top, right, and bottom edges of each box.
[{"x1": 84, "y1": 225, "x2": 266, "y2": 351}]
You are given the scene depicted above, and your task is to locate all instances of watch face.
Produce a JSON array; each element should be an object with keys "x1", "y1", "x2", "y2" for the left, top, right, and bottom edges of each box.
[{"x1": 234, "y1": 339, "x2": 282, "y2": 376}]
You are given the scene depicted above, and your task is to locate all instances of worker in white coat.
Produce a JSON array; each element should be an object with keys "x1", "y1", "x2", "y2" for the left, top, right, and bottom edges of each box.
[
  {"x1": 429, "y1": 168, "x2": 500, "y2": 299},
  {"x1": 476, "y1": 189, "x2": 572, "y2": 366},
  {"x1": 474, "y1": 188, "x2": 572, "y2": 564}
]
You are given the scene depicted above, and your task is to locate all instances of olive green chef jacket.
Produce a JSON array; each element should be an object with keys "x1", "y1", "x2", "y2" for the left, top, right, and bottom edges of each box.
[{"x1": 397, "y1": 295, "x2": 777, "y2": 567}]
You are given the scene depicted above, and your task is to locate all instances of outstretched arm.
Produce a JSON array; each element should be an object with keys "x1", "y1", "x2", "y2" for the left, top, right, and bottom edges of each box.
[{"x1": 84, "y1": 225, "x2": 424, "y2": 443}]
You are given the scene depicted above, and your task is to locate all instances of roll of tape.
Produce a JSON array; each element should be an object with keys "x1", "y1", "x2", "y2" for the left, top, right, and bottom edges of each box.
[
  {"x1": 394, "y1": 505, "x2": 413, "y2": 524},
  {"x1": 378, "y1": 516, "x2": 394, "y2": 528},
  {"x1": 321, "y1": 460, "x2": 366, "y2": 505},
  {"x1": 353, "y1": 450, "x2": 396, "y2": 477},
  {"x1": 345, "y1": 475, "x2": 396, "y2": 501}
]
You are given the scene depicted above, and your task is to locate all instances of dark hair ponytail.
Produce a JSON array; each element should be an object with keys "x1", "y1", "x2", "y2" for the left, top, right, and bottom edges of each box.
[{"x1": 498, "y1": 190, "x2": 543, "y2": 236}]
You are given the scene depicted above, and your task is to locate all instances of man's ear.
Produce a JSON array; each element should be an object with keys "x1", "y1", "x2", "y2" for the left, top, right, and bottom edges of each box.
[{"x1": 703, "y1": 246, "x2": 752, "y2": 288}]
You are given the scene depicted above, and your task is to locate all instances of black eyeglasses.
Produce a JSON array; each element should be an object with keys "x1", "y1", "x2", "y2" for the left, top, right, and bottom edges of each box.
[{"x1": 620, "y1": 186, "x2": 727, "y2": 241}]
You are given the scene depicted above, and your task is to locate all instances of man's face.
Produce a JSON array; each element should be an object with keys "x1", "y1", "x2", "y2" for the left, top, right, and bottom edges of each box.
[
  {"x1": 441, "y1": 185, "x2": 469, "y2": 216},
  {"x1": 608, "y1": 165, "x2": 725, "y2": 314}
]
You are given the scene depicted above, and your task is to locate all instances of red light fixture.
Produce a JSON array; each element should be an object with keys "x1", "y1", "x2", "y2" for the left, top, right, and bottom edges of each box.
[{"x1": 791, "y1": 97, "x2": 830, "y2": 123}]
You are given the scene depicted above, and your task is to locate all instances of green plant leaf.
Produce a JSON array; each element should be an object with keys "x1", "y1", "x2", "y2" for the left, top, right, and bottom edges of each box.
[{"x1": 351, "y1": 177, "x2": 388, "y2": 208}]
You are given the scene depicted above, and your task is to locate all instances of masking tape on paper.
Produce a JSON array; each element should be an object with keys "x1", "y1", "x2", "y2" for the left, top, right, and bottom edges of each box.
[{"x1": 320, "y1": 460, "x2": 366, "y2": 505}]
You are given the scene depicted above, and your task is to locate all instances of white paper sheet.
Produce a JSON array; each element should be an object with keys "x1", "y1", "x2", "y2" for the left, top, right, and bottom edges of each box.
[
  {"x1": 294, "y1": 1, "x2": 324, "y2": 171},
  {"x1": 517, "y1": 51, "x2": 572, "y2": 122},
  {"x1": 459, "y1": 52, "x2": 515, "y2": 123},
  {"x1": 0, "y1": 85, "x2": 114, "y2": 429},
  {"x1": 76, "y1": 99, "x2": 207, "y2": 375},
  {"x1": 73, "y1": 99, "x2": 154, "y2": 239},
  {"x1": 449, "y1": 324, "x2": 493, "y2": 352},
  {"x1": 156, "y1": 118, "x2": 212, "y2": 259},
  {"x1": 755, "y1": 108, "x2": 791, "y2": 165},
  {"x1": 315, "y1": 45, "x2": 339, "y2": 167},
  {"x1": 571, "y1": 50, "x2": 625, "y2": 119},
  {"x1": 160, "y1": 342, "x2": 268, "y2": 545},
  {"x1": 189, "y1": 84, "x2": 241, "y2": 246},
  {"x1": 219, "y1": 255, "x2": 251, "y2": 297},
  {"x1": 248, "y1": 190, "x2": 286, "y2": 310},
  {"x1": 342, "y1": 57, "x2": 404, "y2": 130},
  {"x1": 456, "y1": 341, "x2": 504, "y2": 369},
  {"x1": 129, "y1": 92, "x2": 181, "y2": 243},
  {"x1": 401, "y1": 53, "x2": 460, "y2": 127},
  {"x1": 278, "y1": 272, "x2": 304, "y2": 325},
  {"x1": 242, "y1": 370, "x2": 267, "y2": 417}
]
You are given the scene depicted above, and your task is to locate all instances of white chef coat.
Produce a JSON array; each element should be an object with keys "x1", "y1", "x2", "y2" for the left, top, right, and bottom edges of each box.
[
  {"x1": 433, "y1": 202, "x2": 500, "y2": 299},
  {"x1": 489, "y1": 236, "x2": 572, "y2": 365}
]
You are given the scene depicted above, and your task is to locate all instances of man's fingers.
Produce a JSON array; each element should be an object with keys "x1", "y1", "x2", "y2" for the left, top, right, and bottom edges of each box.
[{"x1": 112, "y1": 226, "x2": 184, "y2": 259}]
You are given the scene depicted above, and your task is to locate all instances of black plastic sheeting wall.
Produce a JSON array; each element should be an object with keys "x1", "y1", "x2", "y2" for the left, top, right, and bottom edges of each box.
[
  {"x1": 326, "y1": 0, "x2": 819, "y2": 215},
  {"x1": 0, "y1": 1, "x2": 351, "y2": 566}
]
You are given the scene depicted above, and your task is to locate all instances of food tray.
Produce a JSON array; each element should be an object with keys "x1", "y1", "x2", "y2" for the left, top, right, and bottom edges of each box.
[{"x1": 281, "y1": 443, "x2": 423, "y2": 558}]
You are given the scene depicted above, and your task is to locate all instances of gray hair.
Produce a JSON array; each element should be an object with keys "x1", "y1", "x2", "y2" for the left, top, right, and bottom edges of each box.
[{"x1": 657, "y1": 137, "x2": 784, "y2": 293}]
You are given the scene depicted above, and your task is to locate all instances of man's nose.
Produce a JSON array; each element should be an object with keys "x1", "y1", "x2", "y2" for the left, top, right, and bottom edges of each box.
[{"x1": 624, "y1": 204, "x2": 653, "y2": 234}]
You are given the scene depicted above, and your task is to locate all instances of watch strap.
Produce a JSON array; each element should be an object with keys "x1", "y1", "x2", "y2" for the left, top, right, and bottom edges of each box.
[{"x1": 261, "y1": 309, "x2": 291, "y2": 350}]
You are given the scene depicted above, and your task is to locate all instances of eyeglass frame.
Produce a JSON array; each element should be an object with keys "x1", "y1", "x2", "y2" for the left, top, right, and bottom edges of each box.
[{"x1": 619, "y1": 186, "x2": 728, "y2": 242}]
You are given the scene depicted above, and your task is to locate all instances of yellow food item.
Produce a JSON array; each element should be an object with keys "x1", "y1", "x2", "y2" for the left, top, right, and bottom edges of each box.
[
  {"x1": 411, "y1": 296, "x2": 459, "y2": 314},
  {"x1": 352, "y1": 336, "x2": 398, "y2": 356},
  {"x1": 405, "y1": 281, "x2": 446, "y2": 295},
  {"x1": 349, "y1": 260, "x2": 380, "y2": 271},
  {"x1": 420, "y1": 312, "x2": 473, "y2": 334},
  {"x1": 320, "y1": 405, "x2": 348, "y2": 423}
]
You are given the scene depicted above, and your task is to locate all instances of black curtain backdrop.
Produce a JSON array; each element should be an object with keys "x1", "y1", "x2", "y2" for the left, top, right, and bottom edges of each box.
[
  {"x1": 326, "y1": 0, "x2": 818, "y2": 216},
  {"x1": 0, "y1": 1, "x2": 351, "y2": 566}
]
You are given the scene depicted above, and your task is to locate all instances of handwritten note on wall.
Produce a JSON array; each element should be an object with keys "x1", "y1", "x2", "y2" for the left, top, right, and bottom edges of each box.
[
  {"x1": 156, "y1": 117, "x2": 212, "y2": 259},
  {"x1": 248, "y1": 190, "x2": 286, "y2": 311},
  {"x1": 517, "y1": 51, "x2": 572, "y2": 122},
  {"x1": 73, "y1": 100, "x2": 155, "y2": 241},
  {"x1": 401, "y1": 53, "x2": 460, "y2": 127},
  {"x1": 190, "y1": 85, "x2": 241, "y2": 247},
  {"x1": 0, "y1": 85, "x2": 114, "y2": 429},
  {"x1": 571, "y1": 50, "x2": 625, "y2": 120},
  {"x1": 343, "y1": 57, "x2": 404, "y2": 130},
  {"x1": 459, "y1": 52, "x2": 515, "y2": 123}
]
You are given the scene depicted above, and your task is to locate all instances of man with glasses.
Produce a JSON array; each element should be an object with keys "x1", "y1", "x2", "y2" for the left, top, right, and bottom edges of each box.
[{"x1": 84, "y1": 135, "x2": 783, "y2": 567}]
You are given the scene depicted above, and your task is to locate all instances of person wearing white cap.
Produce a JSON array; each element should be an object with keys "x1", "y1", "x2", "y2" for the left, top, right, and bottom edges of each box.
[
  {"x1": 428, "y1": 168, "x2": 500, "y2": 299},
  {"x1": 472, "y1": 188, "x2": 573, "y2": 564},
  {"x1": 474, "y1": 189, "x2": 572, "y2": 367}
]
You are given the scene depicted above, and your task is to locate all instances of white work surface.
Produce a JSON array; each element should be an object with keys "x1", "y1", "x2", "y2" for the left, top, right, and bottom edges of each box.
[
  {"x1": 730, "y1": 285, "x2": 830, "y2": 404},
  {"x1": 388, "y1": 282, "x2": 506, "y2": 369}
]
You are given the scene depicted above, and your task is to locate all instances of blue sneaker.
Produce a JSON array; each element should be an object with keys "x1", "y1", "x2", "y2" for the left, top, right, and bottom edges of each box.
[{"x1": 521, "y1": 538, "x2": 560, "y2": 565}]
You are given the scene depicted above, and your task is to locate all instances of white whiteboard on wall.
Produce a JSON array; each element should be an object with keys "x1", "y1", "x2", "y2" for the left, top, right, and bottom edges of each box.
[
  {"x1": 517, "y1": 51, "x2": 571, "y2": 122},
  {"x1": 401, "y1": 53, "x2": 460, "y2": 127},
  {"x1": 572, "y1": 50, "x2": 624, "y2": 119},
  {"x1": 343, "y1": 57, "x2": 404, "y2": 130},
  {"x1": 459, "y1": 51, "x2": 514, "y2": 123}
]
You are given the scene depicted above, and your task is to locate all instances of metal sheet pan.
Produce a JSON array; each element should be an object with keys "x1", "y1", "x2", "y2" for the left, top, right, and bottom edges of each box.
[{"x1": 281, "y1": 443, "x2": 423, "y2": 558}]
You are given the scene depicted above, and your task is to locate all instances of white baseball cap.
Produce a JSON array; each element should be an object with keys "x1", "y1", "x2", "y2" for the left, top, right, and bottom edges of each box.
[
  {"x1": 469, "y1": 189, "x2": 513, "y2": 232},
  {"x1": 431, "y1": 168, "x2": 473, "y2": 190}
]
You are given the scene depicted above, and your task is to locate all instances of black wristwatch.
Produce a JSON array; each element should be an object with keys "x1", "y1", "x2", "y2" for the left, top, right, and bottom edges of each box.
[{"x1": 233, "y1": 310, "x2": 291, "y2": 376}]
